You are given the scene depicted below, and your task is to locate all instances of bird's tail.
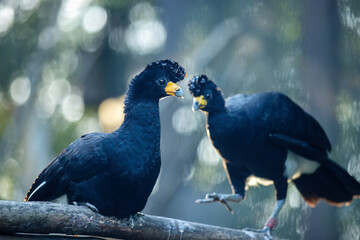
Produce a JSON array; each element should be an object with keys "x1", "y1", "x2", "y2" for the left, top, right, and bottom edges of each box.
[
  {"x1": 25, "y1": 172, "x2": 57, "y2": 201},
  {"x1": 293, "y1": 160, "x2": 360, "y2": 207}
]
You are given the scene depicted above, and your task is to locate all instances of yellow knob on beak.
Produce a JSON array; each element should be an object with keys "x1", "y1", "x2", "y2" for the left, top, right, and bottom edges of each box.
[
  {"x1": 192, "y1": 95, "x2": 207, "y2": 111},
  {"x1": 165, "y1": 82, "x2": 184, "y2": 97}
]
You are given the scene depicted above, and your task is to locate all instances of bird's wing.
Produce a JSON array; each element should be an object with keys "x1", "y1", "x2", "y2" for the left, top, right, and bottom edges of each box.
[
  {"x1": 263, "y1": 92, "x2": 332, "y2": 162},
  {"x1": 25, "y1": 133, "x2": 109, "y2": 201},
  {"x1": 268, "y1": 133, "x2": 328, "y2": 162},
  {"x1": 225, "y1": 92, "x2": 331, "y2": 162}
]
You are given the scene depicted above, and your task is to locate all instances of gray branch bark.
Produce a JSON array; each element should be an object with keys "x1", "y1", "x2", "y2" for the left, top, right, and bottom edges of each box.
[{"x1": 0, "y1": 200, "x2": 283, "y2": 240}]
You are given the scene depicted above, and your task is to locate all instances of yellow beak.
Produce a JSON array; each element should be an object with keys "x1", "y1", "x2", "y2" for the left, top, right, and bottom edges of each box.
[
  {"x1": 193, "y1": 95, "x2": 207, "y2": 111},
  {"x1": 165, "y1": 82, "x2": 184, "y2": 97}
]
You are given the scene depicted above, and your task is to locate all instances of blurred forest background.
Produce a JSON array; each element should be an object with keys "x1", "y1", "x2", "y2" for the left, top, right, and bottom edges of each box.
[{"x1": 0, "y1": 0, "x2": 359, "y2": 239}]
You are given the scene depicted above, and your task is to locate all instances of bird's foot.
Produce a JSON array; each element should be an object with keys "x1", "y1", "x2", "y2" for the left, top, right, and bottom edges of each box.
[
  {"x1": 243, "y1": 217, "x2": 277, "y2": 239},
  {"x1": 243, "y1": 226, "x2": 272, "y2": 239},
  {"x1": 195, "y1": 193, "x2": 243, "y2": 213},
  {"x1": 124, "y1": 212, "x2": 144, "y2": 229},
  {"x1": 84, "y1": 202, "x2": 99, "y2": 213},
  {"x1": 72, "y1": 201, "x2": 99, "y2": 213}
]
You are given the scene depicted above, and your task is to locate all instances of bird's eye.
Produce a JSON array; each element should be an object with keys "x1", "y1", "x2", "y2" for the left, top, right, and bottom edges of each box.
[
  {"x1": 205, "y1": 93, "x2": 211, "y2": 99},
  {"x1": 158, "y1": 79, "x2": 166, "y2": 85}
]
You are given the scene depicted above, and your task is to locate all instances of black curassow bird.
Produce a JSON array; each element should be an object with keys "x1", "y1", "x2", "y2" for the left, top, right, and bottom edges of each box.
[
  {"x1": 188, "y1": 75, "x2": 360, "y2": 234},
  {"x1": 25, "y1": 60, "x2": 186, "y2": 218}
]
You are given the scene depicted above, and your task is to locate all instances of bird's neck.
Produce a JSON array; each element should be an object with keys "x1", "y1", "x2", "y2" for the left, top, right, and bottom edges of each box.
[
  {"x1": 207, "y1": 106, "x2": 227, "y2": 119},
  {"x1": 207, "y1": 109, "x2": 237, "y2": 137},
  {"x1": 207, "y1": 109, "x2": 228, "y2": 123},
  {"x1": 121, "y1": 100, "x2": 161, "y2": 133},
  {"x1": 115, "y1": 100, "x2": 161, "y2": 168},
  {"x1": 123, "y1": 73, "x2": 156, "y2": 114}
]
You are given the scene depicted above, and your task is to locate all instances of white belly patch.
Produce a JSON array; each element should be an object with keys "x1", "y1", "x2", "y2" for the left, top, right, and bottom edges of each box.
[
  {"x1": 247, "y1": 176, "x2": 273, "y2": 188},
  {"x1": 284, "y1": 152, "x2": 320, "y2": 180},
  {"x1": 245, "y1": 152, "x2": 321, "y2": 189}
]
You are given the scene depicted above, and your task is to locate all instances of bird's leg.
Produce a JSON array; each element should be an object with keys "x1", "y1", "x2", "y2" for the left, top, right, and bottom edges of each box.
[
  {"x1": 72, "y1": 201, "x2": 99, "y2": 213},
  {"x1": 244, "y1": 199, "x2": 285, "y2": 236},
  {"x1": 195, "y1": 192, "x2": 243, "y2": 213},
  {"x1": 265, "y1": 199, "x2": 285, "y2": 231}
]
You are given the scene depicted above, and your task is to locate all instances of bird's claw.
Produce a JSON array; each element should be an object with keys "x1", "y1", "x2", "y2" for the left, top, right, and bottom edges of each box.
[
  {"x1": 195, "y1": 192, "x2": 234, "y2": 213},
  {"x1": 84, "y1": 202, "x2": 99, "y2": 213},
  {"x1": 219, "y1": 199, "x2": 233, "y2": 213},
  {"x1": 195, "y1": 198, "x2": 216, "y2": 203},
  {"x1": 243, "y1": 226, "x2": 272, "y2": 239},
  {"x1": 195, "y1": 192, "x2": 218, "y2": 203},
  {"x1": 73, "y1": 201, "x2": 99, "y2": 213}
]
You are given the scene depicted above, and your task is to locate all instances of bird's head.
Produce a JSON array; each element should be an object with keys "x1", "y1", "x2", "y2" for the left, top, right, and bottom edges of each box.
[
  {"x1": 127, "y1": 60, "x2": 186, "y2": 103},
  {"x1": 188, "y1": 75, "x2": 225, "y2": 113}
]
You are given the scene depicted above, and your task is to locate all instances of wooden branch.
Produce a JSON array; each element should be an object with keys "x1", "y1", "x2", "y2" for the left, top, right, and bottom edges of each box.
[
  {"x1": 0, "y1": 200, "x2": 281, "y2": 240},
  {"x1": 0, "y1": 233, "x2": 101, "y2": 240}
]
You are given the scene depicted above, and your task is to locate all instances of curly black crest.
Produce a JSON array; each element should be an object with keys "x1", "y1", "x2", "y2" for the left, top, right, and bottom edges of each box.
[
  {"x1": 188, "y1": 75, "x2": 217, "y2": 97},
  {"x1": 146, "y1": 59, "x2": 186, "y2": 82},
  {"x1": 124, "y1": 60, "x2": 186, "y2": 113}
]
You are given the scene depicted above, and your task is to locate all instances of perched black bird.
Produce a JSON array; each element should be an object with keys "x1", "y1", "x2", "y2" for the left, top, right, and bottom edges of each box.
[
  {"x1": 25, "y1": 60, "x2": 186, "y2": 218},
  {"x1": 188, "y1": 75, "x2": 360, "y2": 233}
]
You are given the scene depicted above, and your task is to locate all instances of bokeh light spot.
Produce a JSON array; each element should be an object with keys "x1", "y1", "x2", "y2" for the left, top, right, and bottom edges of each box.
[
  {"x1": 76, "y1": 116, "x2": 100, "y2": 137},
  {"x1": 98, "y1": 96, "x2": 125, "y2": 133},
  {"x1": 35, "y1": 79, "x2": 71, "y2": 119},
  {"x1": 129, "y1": 2, "x2": 156, "y2": 22},
  {"x1": 0, "y1": 175, "x2": 13, "y2": 200},
  {"x1": 20, "y1": 0, "x2": 40, "y2": 11},
  {"x1": 10, "y1": 76, "x2": 31, "y2": 106},
  {"x1": 57, "y1": 0, "x2": 90, "y2": 32},
  {"x1": 38, "y1": 27, "x2": 59, "y2": 49},
  {"x1": 197, "y1": 137, "x2": 221, "y2": 166},
  {"x1": 59, "y1": 50, "x2": 79, "y2": 75},
  {"x1": 49, "y1": 79, "x2": 71, "y2": 104},
  {"x1": 125, "y1": 20, "x2": 167, "y2": 55},
  {"x1": 172, "y1": 106, "x2": 200, "y2": 135},
  {"x1": 82, "y1": 6, "x2": 107, "y2": 34},
  {"x1": 36, "y1": 86, "x2": 56, "y2": 119},
  {"x1": 0, "y1": 5, "x2": 15, "y2": 34},
  {"x1": 61, "y1": 93, "x2": 85, "y2": 122}
]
